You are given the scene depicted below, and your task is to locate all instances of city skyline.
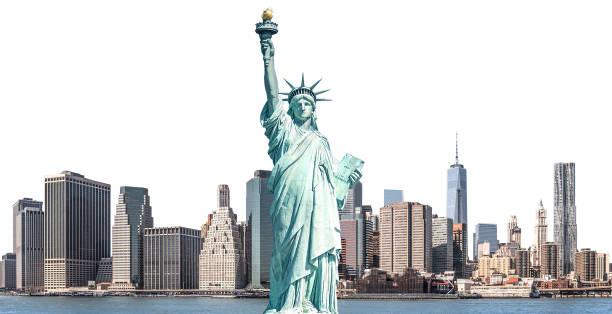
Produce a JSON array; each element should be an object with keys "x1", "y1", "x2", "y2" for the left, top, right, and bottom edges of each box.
[{"x1": 2, "y1": 1, "x2": 612, "y2": 261}]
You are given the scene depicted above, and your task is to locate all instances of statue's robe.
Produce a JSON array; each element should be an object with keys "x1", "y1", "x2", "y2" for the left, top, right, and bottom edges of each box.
[{"x1": 262, "y1": 104, "x2": 341, "y2": 314}]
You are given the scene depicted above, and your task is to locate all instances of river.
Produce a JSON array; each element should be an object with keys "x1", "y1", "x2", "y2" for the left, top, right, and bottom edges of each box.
[{"x1": 2, "y1": 296, "x2": 612, "y2": 313}]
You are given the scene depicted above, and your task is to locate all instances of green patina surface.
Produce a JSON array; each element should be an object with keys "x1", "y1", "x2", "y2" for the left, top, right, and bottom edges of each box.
[{"x1": 256, "y1": 10, "x2": 363, "y2": 314}]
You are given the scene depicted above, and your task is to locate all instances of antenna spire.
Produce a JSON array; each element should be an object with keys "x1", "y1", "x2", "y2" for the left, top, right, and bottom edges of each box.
[{"x1": 455, "y1": 132, "x2": 459, "y2": 164}]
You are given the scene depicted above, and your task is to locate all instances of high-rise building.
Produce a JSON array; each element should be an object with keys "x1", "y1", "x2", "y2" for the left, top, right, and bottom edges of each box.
[
  {"x1": 595, "y1": 253, "x2": 609, "y2": 281},
  {"x1": 365, "y1": 211, "x2": 379, "y2": 232},
  {"x1": 218, "y1": 184, "x2": 230, "y2": 208},
  {"x1": 361, "y1": 208, "x2": 375, "y2": 269},
  {"x1": 383, "y1": 189, "x2": 403, "y2": 206},
  {"x1": 13, "y1": 198, "x2": 44, "y2": 291},
  {"x1": 508, "y1": 216, "x2": 521, "y2": 247},
  {"x1": 143, "y1": 227, "x2": 201, "y2": 290},
  {"x1": 379, "y1": 202, "x2": 432, "y2": 274},
  {"x1": 412, "y1": 203, "x2": 432, "y2": 273},
  {"x1": 447, "y1": 134, "x2": 467, "y2": 228},
  {"x1": 474, "y1": 224, "x2": 498, "y2": 261},
  {"x1": 453, "y1": 223, "x2": 468, "y2": 278},
  {"x1": 44, "y1": 171, "x2": 111, "y2": 290},
  {"x1": 541, "y1": 242, "x2": 560, "y2": 279},
  {"x1": 371, "y1": 230, "x2": 380, "y2": 268},
  {"x1": 340, "y1": 182, "x2": 362, "y2": 216},
  {"x1": 339, "y1": 212, "x2": 373, "y2": 277},
  {"x1": 111, "y1": 186, "x2": 153, "y2": 290},
  {"x1": 515, "y1": 249, "x2": 530, "y2": 278},
  {"x1": 533, "y1": 200, "x2": 548, "y2": 266},
  {"x1": 432, "y1": 216, "x2": 453, "y2": 274},
  {"x1": 237, "y1": 221, "x2": 248, "y2": 284},
  {"x1": 575, "y1": 248, "x2": 596, "y2": 282},
  {"x1": 0, "y1": 253, "x2": 16, "y2": 289},
  {"x1": 380, "y1": 202, "x2": 410, "y2": 274},
  {"x1": 245, "y1": 170, "x2": 273, "y2": 289},
  {"x1": 199, "y1": 185, "x2": 244, "y2": 290},
  {"x1": 554, "y1": 162, "x2": 577, "y2": 275}
]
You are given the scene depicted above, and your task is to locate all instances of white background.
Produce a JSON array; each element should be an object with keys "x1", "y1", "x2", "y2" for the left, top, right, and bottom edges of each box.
[{"x1": 1, "y1": 1, "x2": 611, "y2": 259}]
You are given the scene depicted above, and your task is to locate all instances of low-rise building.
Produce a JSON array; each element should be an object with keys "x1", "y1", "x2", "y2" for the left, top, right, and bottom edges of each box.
[
  {"x1": 478, "y1": 255, "x2": 511, "y2": 278},
  {"x1": 471, "y1": 285, "x2": 531, "y2": 298}
]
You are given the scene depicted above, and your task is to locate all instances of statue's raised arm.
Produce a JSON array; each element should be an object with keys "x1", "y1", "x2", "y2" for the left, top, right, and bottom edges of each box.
[
  {"x1": 261, "y1": 38, "x2": 280, "y2": 116},
  {"x1": 259, "y1": 34, "x2": 280, "y2": 116}
]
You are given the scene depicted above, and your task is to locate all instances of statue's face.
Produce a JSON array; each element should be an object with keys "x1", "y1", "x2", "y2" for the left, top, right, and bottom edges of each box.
[{"x1": 290, "y1": 94, "x2": 315, "y2": 122}]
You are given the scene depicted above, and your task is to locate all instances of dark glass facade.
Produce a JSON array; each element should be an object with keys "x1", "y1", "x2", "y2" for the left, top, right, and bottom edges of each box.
[
  {"x1": 44, "y1": 171, "x2": 111, "y2": 290},
  {"x1": 143, "y1": 227, "x2": 201, "y2": 290},
  {"x1": 245, "y1": 170, "x2": 273, "y2": 289},
  {"x1": 13, "y1": 198, "x2": 44, "y2": 291}
]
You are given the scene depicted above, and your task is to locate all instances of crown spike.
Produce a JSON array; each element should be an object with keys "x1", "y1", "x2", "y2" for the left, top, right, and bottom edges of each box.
[
  {"x1": 316, "y1": 98, "x2": 332, "y2": 102},
  {"x1": 283, "y1": 79, "x2": 295, "y2": 89},
  {"x1": 282, "y1": 98, "x2": 289, "y2": 102},
  {"x1": 315, "y1": 89, "x2": 330, "y2": 95},
  {"x1": 279, "y1": 92, "x2": 290, "y2": 95},
  {"x1": 310, "y1": 79, "x2": 322, "y2": 90},
  {"x1": 300, "y1": 73, "x2": 305, "y2": 87}
]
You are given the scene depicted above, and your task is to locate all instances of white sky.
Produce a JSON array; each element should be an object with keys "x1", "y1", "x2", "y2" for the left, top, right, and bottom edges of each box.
[{"x1": 1, "y1": 1, "x2": 611, "y2": 259}]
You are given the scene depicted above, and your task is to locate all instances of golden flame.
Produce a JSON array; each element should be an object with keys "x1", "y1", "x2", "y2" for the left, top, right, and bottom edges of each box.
[{"x1": 262, "y1": 8, "x2": 273, "y2": 21}]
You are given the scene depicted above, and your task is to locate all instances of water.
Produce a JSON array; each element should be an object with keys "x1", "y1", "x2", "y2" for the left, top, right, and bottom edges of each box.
[{"x1": 2, "y1": 296, "x2": 612, "y2": 313}]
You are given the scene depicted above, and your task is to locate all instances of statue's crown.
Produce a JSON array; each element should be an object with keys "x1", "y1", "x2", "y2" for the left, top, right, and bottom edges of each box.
[{"x1": 280, "y1": 73, "x2": 331, "y2": 103}]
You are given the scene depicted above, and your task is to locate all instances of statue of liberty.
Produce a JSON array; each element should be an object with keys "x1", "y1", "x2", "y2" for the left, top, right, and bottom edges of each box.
[{"x1": 256, "y1": 9, "x2": 363, "y2": 314}]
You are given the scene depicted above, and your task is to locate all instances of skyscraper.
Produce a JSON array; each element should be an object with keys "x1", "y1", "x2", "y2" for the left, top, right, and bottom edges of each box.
[
  {"x1": 383, "y1": 189, "x2": 403, "y2": 206},
  {"x1": 507, "y1": 216, "x2": 521, "y2": 247},
  {"x1": 199, "y1": 185, "x2": 244, "y2": 290},
  {"x1": 452, "y1": 223, "x2": 468, "y2": 278},
  {"x1": 143, "y1": 227, "x2": 201, "y2": 290},
  {"x1": 380, "y1": 202, "x2": 432, "y2": 274},
  {"x1": 533, "y1": 200, "x2": 548, "y2": 266},
  {"x1": 554, "y1": 162, "x2": 577, "y2": 275},
  {"x1": 411, "y1": 203, "x2": 432, "y2": 273},
  {"x1": 340, "y1": 182, "x2": 362, "y2": 216},
  {"x1": 246, "y1": 170, "x2": 273, "y2": 289},
  {"x1": 446, "y1": 134, "x2": 467, "y2": 227},
  {"x1": 541, "y1": 242, "x2": 560, "y2": 279},
  {"x1": 380, "y1": 202, "x2": 411, "y2": 274},
  {"x1": 339, "y1": 206, "x2": 374, "y2": 277},
  {"x1": 474, "y1": 224, "x2": 498, "y2": 261},
  {"x1": 575, "y1": 248, "x2": 596, "y2": 282},
  {"x1": 515, "y1": 249, "x2": 530, "y2": 278},
  {"x1": 13, "y1": 198, "x2": 44, "y2": 291},
  {"x1": 432, "y1": 216, "x2": 453, "y2": 274},
  {"x1": 595, "y1": 253, "x2": 610, "y2": 281},
  {"x1": 44, "y1": 171, "x2": 111, "y2": 290},
  {"x1": 339, "y1": 213, "x2": 372, "y2": 277},
  {"x1": 111, "y1": 186, "x2": 153, "y2": 290}
]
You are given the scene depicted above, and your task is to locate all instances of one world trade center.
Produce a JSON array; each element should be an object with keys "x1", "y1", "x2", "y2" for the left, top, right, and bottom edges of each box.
[{"x1": 447, "y1": 134, "x2": 467, "y2": 226}]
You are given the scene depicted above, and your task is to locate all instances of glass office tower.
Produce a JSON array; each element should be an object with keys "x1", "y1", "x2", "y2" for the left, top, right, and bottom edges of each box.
[
  {"x1": 554, "y1": 162, "x2": 577, "y2": 275},
  {"x1": 473, "y1": 223, "x2": 498, "y2": 260},
  {"x1": 383, "y1": 189, "x2": 404, "y2": 206},
  {"x1": 245, "y1": 170, "x2": 274, "y2": 289}
]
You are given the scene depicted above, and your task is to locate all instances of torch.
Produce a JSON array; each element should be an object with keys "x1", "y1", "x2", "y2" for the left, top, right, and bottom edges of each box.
[{"x1": 255, "y1": 8, "x2": 278, "y2": 41}]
